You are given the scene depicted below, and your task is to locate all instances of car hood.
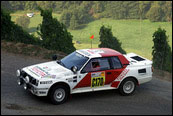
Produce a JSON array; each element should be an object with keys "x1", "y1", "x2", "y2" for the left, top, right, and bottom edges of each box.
[{"x1": 22, "y1": 61, "x2": 74, "y2": 80}]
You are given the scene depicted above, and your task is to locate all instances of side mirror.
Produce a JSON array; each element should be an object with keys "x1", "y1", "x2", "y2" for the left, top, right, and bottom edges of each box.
[
  {"x1": 52, "y1": 54, "x2": 57, "y2": 60},
  {"x1": 71, "y1": 66, "x2": 78, "y2": 74}
]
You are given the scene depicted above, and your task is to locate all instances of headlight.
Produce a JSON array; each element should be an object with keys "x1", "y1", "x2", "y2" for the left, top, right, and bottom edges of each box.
[
  {"x1": 17, "y1": 77, "x2": 23, "y2": 85},
  {"x1": 23, "y1": 83, "x2": 27, "y2": 90},
  {"x1": 25, "y1": 76, "x2": 30, "y2": 83},
  {"x1": 16, "y1": 70, "x2": 21, "y2": 77}
]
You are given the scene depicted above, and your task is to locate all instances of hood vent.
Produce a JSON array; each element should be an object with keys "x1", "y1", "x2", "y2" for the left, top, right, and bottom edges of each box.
[{"x1": 131, "y1": 56, "x2": 145, "y2": 61}]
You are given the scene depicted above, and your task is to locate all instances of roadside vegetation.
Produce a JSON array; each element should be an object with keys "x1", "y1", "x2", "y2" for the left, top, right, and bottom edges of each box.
[
  {"x1": 9, "y1": 13, "x2": 172, "y2": 60},
  {"x1": 1, "y1": 1, "x2": 172, "y2": 73},
  {"x1": 152, "y1": 28, "x2": 172, "y2": 72}
]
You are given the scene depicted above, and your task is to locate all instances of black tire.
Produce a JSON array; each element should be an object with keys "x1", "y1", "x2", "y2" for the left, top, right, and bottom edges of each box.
[
  {"x1": 118, "y1": 78, "x2": 137, "y2": 96},
  {"x1": 49, "y1": 85, "x2": 69, "y2": 105}
]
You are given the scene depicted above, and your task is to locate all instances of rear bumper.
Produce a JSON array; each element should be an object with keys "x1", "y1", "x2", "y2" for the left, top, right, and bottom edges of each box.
[{"x1": 138, "y1": 76, "x2": 152, "y2": 84}]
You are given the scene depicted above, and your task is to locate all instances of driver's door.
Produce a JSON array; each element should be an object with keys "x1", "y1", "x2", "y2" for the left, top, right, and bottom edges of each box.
[{"x1": 73, "y1": 57, "x2": 112, "y2": 90}]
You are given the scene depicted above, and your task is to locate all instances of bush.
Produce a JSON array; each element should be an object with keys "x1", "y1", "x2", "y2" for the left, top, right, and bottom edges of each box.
[
  {"x1": 60, "y1": 6, "x2": 94, "y2": 30},
  {"x1": 1, "y1": 8, "x2": 40, "y2": 45},
  {"x1": 16, "y1": 15, "x2": 30, "y2": 30},
  {"x1": 98, "y1": 25, "x2": 126, "y2": 54},
  {"x1": 152, "y1": 27, "x2": 172, "y2": 72},
  {"x1": 37, "y1": 8, "x2": 76, "y2": 54},
  {"x1": 146, "y1": 4, "x2": 165, "y2": 22}
]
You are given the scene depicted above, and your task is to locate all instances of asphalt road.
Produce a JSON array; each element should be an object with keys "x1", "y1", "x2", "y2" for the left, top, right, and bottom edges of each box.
[{"x1": 1, "y1": 51, "x2": 172, "y2": 115}]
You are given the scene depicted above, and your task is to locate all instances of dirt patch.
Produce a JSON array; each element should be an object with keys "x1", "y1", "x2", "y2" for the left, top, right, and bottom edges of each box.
[
  {"x1": 5, "y1": 103, "x2": 25, "y2": 110},
  {"x1": 153, "y1": 69, "x2": 172, "y2": 82},
  {"x1": 1, "y1": 40, "x2": 66, "y2": 60}
]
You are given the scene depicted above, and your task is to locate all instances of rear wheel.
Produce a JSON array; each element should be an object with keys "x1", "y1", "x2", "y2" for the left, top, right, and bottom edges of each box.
[
  {"x1": 49, "y1": 85, "x2": 69, "y2": 105},
  {"x1": 119, "y1": 78, "x2": 136, "y2": 96}
]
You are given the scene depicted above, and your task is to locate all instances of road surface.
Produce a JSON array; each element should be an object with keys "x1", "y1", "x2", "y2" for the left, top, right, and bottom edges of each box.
[{"x1": 1, "y1": 51, "x2": 172, "y2": 115}]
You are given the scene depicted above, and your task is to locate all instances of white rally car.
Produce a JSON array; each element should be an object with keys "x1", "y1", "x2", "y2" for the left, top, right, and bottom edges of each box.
[{"x1": 16, "y1": 48, "x2": 153, "y2": 104}]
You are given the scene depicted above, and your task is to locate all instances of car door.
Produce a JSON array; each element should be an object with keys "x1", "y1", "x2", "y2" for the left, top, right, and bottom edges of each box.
[
  {"x1": 104, "y1": 57, "x2": 124, "y2": 85},
  {"x1": 72, "y1": 56, "x2": 126, "y2": 92},
  {"x1": 73, "y1": 57, "x2": 112, "y2": 89}
]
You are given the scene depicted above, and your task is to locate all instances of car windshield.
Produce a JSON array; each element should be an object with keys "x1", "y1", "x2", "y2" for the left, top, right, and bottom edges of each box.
[{"x1": 60, "y1": 51, "x2": 89, "y2": 71}]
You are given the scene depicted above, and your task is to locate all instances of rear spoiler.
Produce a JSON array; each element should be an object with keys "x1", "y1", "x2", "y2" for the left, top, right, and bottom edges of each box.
[{"x1": 123, "y1": 53, "x2": 152, "y2": 65}]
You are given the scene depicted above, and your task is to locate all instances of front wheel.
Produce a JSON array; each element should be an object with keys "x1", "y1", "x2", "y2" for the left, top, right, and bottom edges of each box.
[
  {"x1": 49, "y1": 85, "x2": 69, "y2": 105},
  {"x1": 119, "y1": 78, "x2": 136, "y2": 96}
]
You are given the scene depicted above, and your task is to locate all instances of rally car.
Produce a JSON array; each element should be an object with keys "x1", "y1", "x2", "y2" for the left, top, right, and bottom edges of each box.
[{"x1": 16, "y1": 48, "x2": 153, "y2": 104}]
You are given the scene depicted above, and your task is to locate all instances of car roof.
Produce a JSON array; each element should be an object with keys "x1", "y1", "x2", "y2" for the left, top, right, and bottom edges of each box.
[{"x1": 76, "y1": 48, "x2": 122, "y2": 58}]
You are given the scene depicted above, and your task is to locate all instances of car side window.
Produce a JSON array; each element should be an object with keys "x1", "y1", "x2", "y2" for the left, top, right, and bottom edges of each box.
[
  {"x1": 82, "y1": 58, "x2": 110, "y2": 73},
  {"x1": 111, "y1": 57, "x2": 122, "y2": 69}
]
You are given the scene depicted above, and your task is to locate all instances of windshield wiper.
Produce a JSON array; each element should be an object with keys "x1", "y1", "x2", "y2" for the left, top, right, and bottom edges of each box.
[{"x1": 57, "y1": 60, "x2": 65, "y2": 67}]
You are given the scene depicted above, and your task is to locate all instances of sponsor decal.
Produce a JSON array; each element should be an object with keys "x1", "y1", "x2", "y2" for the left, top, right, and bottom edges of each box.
[
  {"x1": 91, "y1": 72, "x2": 105, "y2": 88},
  {"x1": 73, "y1": 76, "x2": 77, "y2": 82},
  {"x1": 66, "y1": 76, "x2": 77, "y2": 83},
  {"x1": 28, "y1": 68, "x2": 40, "y2": 77},
  {"x1": 79, "y1": 50, "x2": 91, "y2": 56},
  {"x1": 66, "y1": 78, "x2": 73, "y2": 82},
  {"x1": 88, "y1": 49, "x2": 104, "y2": 54},
  {"x1": 30, "y1": 66, "x2": 50, "y2": 77},
  {"x1": 40, "y1": 81, "x2": 52, "y2": 84},
  {"x1": 44, "y1": 74, "x2": 56, "y2": 78},
  {"x1": 116, "y1": 69, "x2": 129, "y2": 81},
  {"x1": 42, "y1": 66, "x2": 51, "y2": 71}
]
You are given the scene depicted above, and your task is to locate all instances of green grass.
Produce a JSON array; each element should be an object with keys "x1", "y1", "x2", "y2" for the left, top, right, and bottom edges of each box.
[
  {"x1": 71, "y1": 19, "x2": 172, "y2": 60},
  {"x1": 11, "y1": 12, "x2": 172, "y2": 60},
  {"x1": 11, "y1": 12, "x2": 61, "y2": 36}
]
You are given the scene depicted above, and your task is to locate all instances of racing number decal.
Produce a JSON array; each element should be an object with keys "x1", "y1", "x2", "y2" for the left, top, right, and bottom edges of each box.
[{"x1": 91, "y1": 72, "x2": 105, "y2": 88}]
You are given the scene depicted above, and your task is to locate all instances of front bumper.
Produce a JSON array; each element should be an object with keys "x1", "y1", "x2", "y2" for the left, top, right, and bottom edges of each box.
[{"x1": 17, "y1": 76, "x2": 49, "y2": 97}]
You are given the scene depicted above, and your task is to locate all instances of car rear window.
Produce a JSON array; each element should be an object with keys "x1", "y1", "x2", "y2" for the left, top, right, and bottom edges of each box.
[{"x1": 111, "y1": 57, "x2": 122, "y2": 69}]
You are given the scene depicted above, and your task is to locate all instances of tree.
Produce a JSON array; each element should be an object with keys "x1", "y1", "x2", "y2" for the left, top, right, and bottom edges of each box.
[
  {"x1": 24, "y1": 1, "x2": 37, "y2": 11},
  {"x1": 2, "y1": 1, "x2": 171, "y2": 22},
  {"x1": 162, "y1": 1, "x2": 172, "y2": 22},
  {"x1": 1, "y1": 8, "x2": 13, "y2": 41},
  {"x1": 138, "y1": 1, "x2": 152, "y2": 19},
  {"x1": 152, "y1": 27, "x2": 172, "y2": 72},
  {"x1": 146, "y1": 3, "x2": 165, "y2": 22},
  {"x1": 98, "y1": 25, "x2": 126, "y2": 54},
  {"x1": 69, "y1": 14, "x2": 79, "y2": 30},
  {"x1": 16, "y1": 16, "x2": 30, "y2": 30},
  {"x1": 37, "y1": 7, "x2": 76, "y2": 54},
  {"x1": 1, "y1": 8, "x2": 40, "y2": 45},
  {"x1": 60, "y1": 10, "x2": 72, "y2": 28},
  {"x1": 9, "y1": 1, "x2": 25, "y2": 11}
]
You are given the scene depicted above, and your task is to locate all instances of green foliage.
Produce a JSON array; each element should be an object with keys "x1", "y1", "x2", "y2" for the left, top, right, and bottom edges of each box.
[
  {"x1": 1, "y1": 1, "x2": 172, "y2": 22},
  {"x1": 146, "y1": 4, "x2": 165, "y2": 22},
  {"x1": 1, "y1": 8, "x2": 12, "y2": 41},
  {"x1": 1, "y1": 8, "x2": 40, "y2": 45},
  {"x1": 9, "y1": 1, "x2": 25, "y2": 11},
  {"x1": 98, "y1": 25, "x2": 126, "y2": 54},
  {"x1": 162, "y1": 1, "x2": 172, "y2": 22},
  {"x1": 60, "y1": 5, "x2": 94, "y2": 30},
  {"x1": 152, "y1": 27, "x2": 172, "y2": 72},
  {"x1": 138, "y1": 1, "x2": 152, "y2": 19},
  {"x1": 36, "y1": 1, "x2": 56, "y2": 11},
  {"x1": 60, "y1": 10, "x2": 72, "y2": 28},
  {"x1": 16, "y1": 15, "x2": 30, "y2": 30},
  {"x1": 37, "y1": 8, "x2": 76, "y2": 54},
  {"x1": 24, "y1": 1, "x2": 37, "y2": 11},
  {"x1": 69, "y1": 13, "x2": 79, "y2": 30}
]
